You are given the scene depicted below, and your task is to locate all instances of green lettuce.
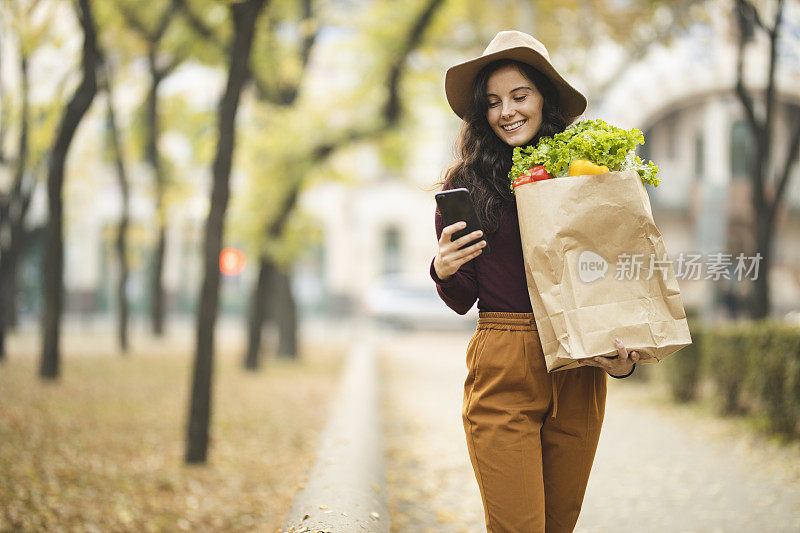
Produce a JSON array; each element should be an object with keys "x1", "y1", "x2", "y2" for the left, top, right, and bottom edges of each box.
[{"x1": 508, "y1": 119, "x2": 660, "y2": 191}]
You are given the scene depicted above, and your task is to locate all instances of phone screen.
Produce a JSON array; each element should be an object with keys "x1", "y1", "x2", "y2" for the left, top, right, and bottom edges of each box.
[{"x1": 435, "y1": 188, "x2": 490, "y2": 254}]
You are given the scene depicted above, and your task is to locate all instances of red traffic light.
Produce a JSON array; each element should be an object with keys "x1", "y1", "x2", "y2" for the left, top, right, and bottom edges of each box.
[{"x1": 219, "y1": 247, "x2": 246, "y2": 276}]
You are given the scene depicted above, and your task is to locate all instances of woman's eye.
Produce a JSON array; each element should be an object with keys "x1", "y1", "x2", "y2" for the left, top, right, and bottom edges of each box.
[
  {"x1": 514, "y1": 95, "x2": 527, "y2": 101},
  {"x1": 488, "y1": 101, "x2": 500, "y2": 108}
]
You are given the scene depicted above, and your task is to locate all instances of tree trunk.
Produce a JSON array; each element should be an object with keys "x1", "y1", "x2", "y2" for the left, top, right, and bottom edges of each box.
[
  {"x1": 0, "y1": 51, "x2": 31, "y2": 362},
  {"x1": 8, "y1": 226, "x2": 39, "y2": 328},
  {"x1": 242, "y1": 186, "x2": 298, "y2": 367},
  {"x1": 6, "y1": 255, "x2": 20, "y2": 328},
  {"x1": 150, "y1": 224, "x2": 166, "y2": 335},
  {"x1": 115, "y1": 0, "x2": 179, "y2": 338},
  {"x1": 243, "y1": 256, "x2": 297, "y2": 364},
  {"x1": 732, "y1": 0, "x2": 791, "y2": 320},
  {"x1": 748, "y1": 153, "x2": 772, "y2": 320},
  {"x1": 146, "y1": 54, "x2": 167, "y2": 336},
  {"x1": 274, "y1": 267, "x2": 297, "y2": 358},
  {"x1": 103, "y1": 60, "x2": 131, "y2": 352},
  {"x1": 40, "y1": 0, "x2": 99, "y2": 379},
  {"x1": 0, "y1": 263, "x2": 10, "y2": 362},
  {"x1": 117, "y1": 219, "x2": 130, "y2": 350},
  {"x1": 243, "y1": 257, "x2": 273, "y2": 370},
  {"x1": 750, "y1": 211, "x2": 773, "y2": 318},
  {"x1": 185, "y1": 0, "x2": 265, "y2": 464},
  {"x1": 238, "y1": 0, "x2": 445, "y2": 364},
  {"x1": 0, "y1": 223, "x2": 28, "y2": 361}
]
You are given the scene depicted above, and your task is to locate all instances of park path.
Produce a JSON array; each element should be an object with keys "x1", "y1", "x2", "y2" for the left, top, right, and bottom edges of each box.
[{"x1": 378, "y1": 328, "x2": 800, "y2": 533}]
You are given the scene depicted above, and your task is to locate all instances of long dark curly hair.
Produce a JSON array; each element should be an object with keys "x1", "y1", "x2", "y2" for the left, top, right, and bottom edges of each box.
[{"x1": 440, "y1": 59, "x2": 569, "y2": 233}]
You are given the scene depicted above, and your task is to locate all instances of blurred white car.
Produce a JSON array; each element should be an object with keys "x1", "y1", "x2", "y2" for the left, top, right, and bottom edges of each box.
[{"x1": 362, "y1": 275, "x2": 478, "y2": 330}]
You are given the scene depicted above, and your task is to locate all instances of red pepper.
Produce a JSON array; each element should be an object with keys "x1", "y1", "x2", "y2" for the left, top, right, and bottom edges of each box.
[
  {"x1": 530, "y1": 165, "x2": 553, "y2": 181},
  {"x1": 513, "y1": 165, "x2": 552, "y2": 189},
  {"x1": 512, "y1": 173, "x2": 534, "y2": 188}
]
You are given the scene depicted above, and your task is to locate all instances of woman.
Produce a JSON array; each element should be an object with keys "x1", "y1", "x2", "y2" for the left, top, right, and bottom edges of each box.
[{"x1": 430, "y1": 31, "x2": 640, "y2": 533}]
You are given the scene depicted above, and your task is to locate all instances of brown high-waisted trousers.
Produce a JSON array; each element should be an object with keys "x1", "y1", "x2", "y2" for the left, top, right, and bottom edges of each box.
[{"x1": 462, "y1": 312, "x2": 607, "y2": 533}]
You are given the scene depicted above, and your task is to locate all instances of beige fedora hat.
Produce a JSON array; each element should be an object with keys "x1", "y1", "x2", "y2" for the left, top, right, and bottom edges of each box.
[{"x1": 445, "y1": 31, "x2": 587, "y2": 122}]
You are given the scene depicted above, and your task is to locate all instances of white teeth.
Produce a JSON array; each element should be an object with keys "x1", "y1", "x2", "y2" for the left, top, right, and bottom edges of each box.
[{"x1": 502, "y1": 120, "x2": 526, "y2": 131}]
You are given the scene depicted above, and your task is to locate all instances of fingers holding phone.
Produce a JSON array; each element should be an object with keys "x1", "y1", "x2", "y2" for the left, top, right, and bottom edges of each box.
[
  {"x1": 443, "y1": 222, "x2": 486, "y2": 255},
  {"x1": 434, "y1": 188, "x2": 489, "y2": 280},
  {"x1": 434, "y1": 221, "x2": 486, "y2": 280}
]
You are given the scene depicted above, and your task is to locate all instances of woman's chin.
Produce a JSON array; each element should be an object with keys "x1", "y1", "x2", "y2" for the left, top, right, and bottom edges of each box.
[
  {"x1": 498, "y1": 128, "x2": 536, "y2": 147},
  {"x1": 506, "y1": 135, "x2": 535, "y2": 147}
]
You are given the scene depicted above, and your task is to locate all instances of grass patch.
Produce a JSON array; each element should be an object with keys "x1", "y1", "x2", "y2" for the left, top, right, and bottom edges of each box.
[{"x1": 0, "y1": 326, "x2": 344, "y2": 532}]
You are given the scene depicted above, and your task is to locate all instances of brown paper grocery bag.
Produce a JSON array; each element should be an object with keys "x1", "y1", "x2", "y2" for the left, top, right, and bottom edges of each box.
[{"x1": 515, "y1": 170, "x2": 692, "y2": 372}]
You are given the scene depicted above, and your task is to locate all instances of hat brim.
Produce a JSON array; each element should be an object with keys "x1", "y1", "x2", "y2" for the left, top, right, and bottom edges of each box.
[{"x1": 445, "y1": 46, "x2": 587, "y2": 124}]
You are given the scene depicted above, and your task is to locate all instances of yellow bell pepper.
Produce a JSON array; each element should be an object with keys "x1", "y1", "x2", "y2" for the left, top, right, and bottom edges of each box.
[{"x1": 568, "y1": 159, "x2": 609, "y2": 177}]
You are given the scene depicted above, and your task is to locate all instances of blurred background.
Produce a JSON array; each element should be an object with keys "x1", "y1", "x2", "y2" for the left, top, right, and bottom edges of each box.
[
  {"x1": 1, "y1": 0, "x2": 799, "y2": 343},
  {"x1": 2, "y1": 0, "x2": 800, "y2": 531}
]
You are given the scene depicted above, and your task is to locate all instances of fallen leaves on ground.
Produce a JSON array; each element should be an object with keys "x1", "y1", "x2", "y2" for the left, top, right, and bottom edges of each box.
[{"x1": 0, "y1": 327, "x2": 344, "y2": 532}]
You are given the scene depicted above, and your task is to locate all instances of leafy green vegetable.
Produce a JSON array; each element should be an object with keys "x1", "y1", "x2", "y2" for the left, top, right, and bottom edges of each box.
[{"x1": 508, "y1": 119, "x2": 660, "y2": 191}]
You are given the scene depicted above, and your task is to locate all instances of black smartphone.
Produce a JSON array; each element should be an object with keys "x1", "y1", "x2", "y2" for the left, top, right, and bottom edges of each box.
[{"x1": 434, "y1": 188, "x2": 490, "y2": 254}]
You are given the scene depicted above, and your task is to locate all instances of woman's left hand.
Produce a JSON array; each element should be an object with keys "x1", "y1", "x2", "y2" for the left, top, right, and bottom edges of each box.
[{"x1": 581, "y1": 338, "x2": 640, "y2": 376}]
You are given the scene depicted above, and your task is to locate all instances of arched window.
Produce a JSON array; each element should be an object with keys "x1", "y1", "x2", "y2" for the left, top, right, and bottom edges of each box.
[{"x1": 730, "y1": 120, "x2": 756, "y2": 180}]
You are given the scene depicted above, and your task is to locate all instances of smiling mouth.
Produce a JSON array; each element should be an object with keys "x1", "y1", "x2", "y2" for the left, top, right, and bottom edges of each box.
[{"x1": 502, "y1": 119, "x2": 526, "y2": 132}]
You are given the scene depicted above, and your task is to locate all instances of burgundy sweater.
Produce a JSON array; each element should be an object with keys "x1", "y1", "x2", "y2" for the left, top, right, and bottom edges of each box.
[
  {"x1": 430, "y1": 200, "x2": 532, "y2": 314},
  {"x1": 430, "y1": 199, "x2": 635, "y2": 378}
]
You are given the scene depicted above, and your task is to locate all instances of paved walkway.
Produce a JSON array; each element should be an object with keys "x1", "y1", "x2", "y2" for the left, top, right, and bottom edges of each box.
[{"x1": 378, "y1": 329, "x2": 800, "y2": 533}]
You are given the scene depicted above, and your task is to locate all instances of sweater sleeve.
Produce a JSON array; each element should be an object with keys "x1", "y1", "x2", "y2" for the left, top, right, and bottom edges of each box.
[{"x1": 430, "y1": 209, "x2": 479, "y2": 315}]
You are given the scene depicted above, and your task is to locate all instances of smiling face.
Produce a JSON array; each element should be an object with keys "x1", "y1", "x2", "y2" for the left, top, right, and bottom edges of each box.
[{"x1": 485, "y1": 64, "x2": 544, "y2": 147}]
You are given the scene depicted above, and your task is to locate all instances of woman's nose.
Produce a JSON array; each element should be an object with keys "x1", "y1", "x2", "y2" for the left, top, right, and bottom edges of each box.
[{"x1": 501, "y1": 101, "x2": 514, "y2": 119}]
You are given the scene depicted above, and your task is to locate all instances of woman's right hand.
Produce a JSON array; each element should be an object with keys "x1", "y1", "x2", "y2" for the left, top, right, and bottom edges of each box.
[{"x1": 433, "y1": 221, "x2": 486, "y2": 280}]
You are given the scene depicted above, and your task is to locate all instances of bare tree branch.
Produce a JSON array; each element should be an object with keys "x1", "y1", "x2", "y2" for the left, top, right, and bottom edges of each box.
[
  {"x1": 116, "y1": 0, "x2": 182, "y2": 336},
  {"x1": 276, "y1": 0, "x2": 319, "y2": 105},
  {"x1": 763, "y1": 0, "x2": 784, "y2": 162},
  {"x1": 735, "y1": 1, "x2": 762, "y2": 134},
  {"x1": 733, "y1": 0, "x2": 794, "y2": 318},
  {"x1": 10, "y1": 54, "x2": 30, "y2": 214},
  {"x1": 264, "y1": 0, "x2": 448, "y2": 234},
  {"x1": 117, "y1": 1, "x2": 151, "y2": 39},
  {"x1": 734, "y1": 0, "x2": 765, "y2": 211},
  {"x1": 173, "y1": 0, "x2": 281, "y2": 102},
  {"x1": 246, "y1": 0, "x2": 321, "y2": 105},
  {"x1": 154, "y1": 0, "x2": 179, "y2": 41},
  {"x1": 769, "y1": 107, "x2": 800, "y2": 221},
  {"x1": 589, "y1": 0, "x2": 705, "y2": 104},
  {"x1": 740, "y1": 0, "x2": 767, "y2": 34},
  {"x1": 383, "y1": 0, "x2": 445, "y2": 123},
  {"x1": 163, "y1": 55, "x2": 183, "y2": 78},
  {"x1": 267, "y1": 183, "x2": 300, "y2": 237},
  {"x1": 40, "y1": 0, "x2": 100, "y2": 378},
  {"x1": 298, "y1": 0, "x2": 315, "y2": 70},
  {"x1": 99, "y1": 57, "x2": 132, "y2": 352},
  {"x1": 243, "y1": 0, "x2": 447, "y2": 366},
  {"x1": 173, "y1": 0, "x2": 229, "y2": 53},
  {"x1": 117, "y1": 0, "x2": 177, "y2": 43}
]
